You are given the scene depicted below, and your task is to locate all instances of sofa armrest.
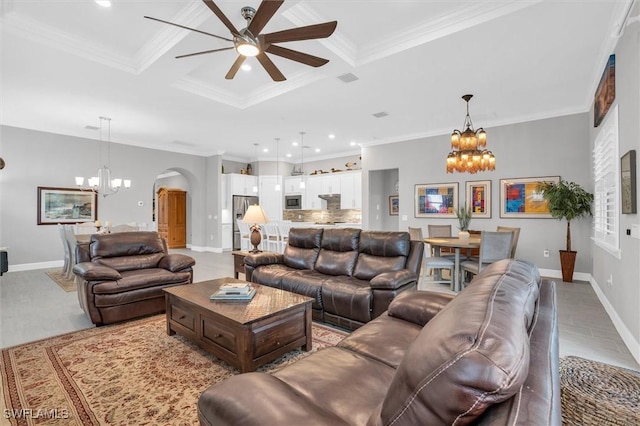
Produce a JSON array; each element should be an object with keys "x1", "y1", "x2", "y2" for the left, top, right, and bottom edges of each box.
[
  {"x1": 387, "y1": 290, "x2": 456, "y2": 326},
  {"x1": 369, "y1": 269, "x2": 417, "y2": 290},
  {"x1": 158, "y1": 254, "x2": 195, "y2": 272},
  {"x1": 72, "y1": 262, "x2": 121, "y2": 281},
  {"x1": 198, "y1": 373, "x2": 349, "y2": 426},
  {"x1": 244, "y1": 252, "x2": 284, "y2": 268}
]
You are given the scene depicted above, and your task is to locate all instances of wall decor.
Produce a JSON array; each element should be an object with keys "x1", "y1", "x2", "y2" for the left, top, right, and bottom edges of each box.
[
  {"x1": 499, "y1": 176, "x2": 559, "y2": 218},
  {"x1": 621, "y1": 150, "x2": 637, "y2": 214},
  {"x1": 466, "y1": 180, "x2": 491, "y2": 218},
  {"x1": 389, "y1": 195, "x2": 399, "y2": 215},
  {"x1": 37, "y1": 187, "x2": 98, "y2": 225},
  {"x1": 594, "y1": 54, "x2": 615, "y2": 127},
  {"x1": 414, "y1": 183, "x2": 458, "y2": 218}
]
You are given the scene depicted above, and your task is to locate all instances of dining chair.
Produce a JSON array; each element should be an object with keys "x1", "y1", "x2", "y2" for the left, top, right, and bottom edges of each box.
[
  {"x1": 460, "y1": 231, "x2": 514, "y2": 283},
  {"x1": 75, "y1": 222, "x2": 97, "y2": 234},
  {"x1": 237, "y1": 219, "x2": 252, "y2": 251},
  {"x1": 64, "y1": 225, "x2": 78, "y2": 279},
  {"x1": 262, "y1": 222, "x2": 281, "y2": 252},
  {"x1": 111, "y1": 224, "x2": 139, "y2": 233},
  {"x1": 427, "y1": 224, "x2": 455, "y2": 257},
  {"x1": 497, "y1": 226, "x2": 521, "y2": 258},
  {"x1": 57, "y1": 224, "x2": 72, "y2": 278},
  {"x1": 276, "y1": 221, "x2": 292, "y2": 253},
  {"x1": 409, "y1": 226, "x2": 454, "y2": 288}
]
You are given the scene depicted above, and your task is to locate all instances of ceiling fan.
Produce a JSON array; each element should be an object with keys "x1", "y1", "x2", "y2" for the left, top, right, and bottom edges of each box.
[{"x1": 144, "y1": 0, "x2": 337, "y2": 82}]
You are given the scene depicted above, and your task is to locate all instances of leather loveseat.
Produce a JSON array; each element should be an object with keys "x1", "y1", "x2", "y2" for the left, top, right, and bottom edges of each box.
[
  {"x1": 244, "y1": 227, "x2": 424, "y2": 330},
  {"x1": 73, "y1": 231, "x2": 195, "y2": 326},
  {"x1": 198, "y1": 259, "x2": 560, "y2": 425}
]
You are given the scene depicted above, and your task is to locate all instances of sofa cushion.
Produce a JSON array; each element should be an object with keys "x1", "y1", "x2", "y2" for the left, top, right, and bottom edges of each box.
[
  {"x1": 96, "y1": 253, "x2": 165, "y2": 272},
  {"x1": 91, "y1": 268, "x2": 192, "y2": 294},
  {"x1": 372, "y1": 260, "x2": 540, "y2": 425},
  {"x1": 251, "y1": 264, "x2": 298, "y2": 289},
  {"x1": 353, "y1": 231, "x2": 410, "y2": 280},
  {"x1": 314, "y1": 228, "x2": 361, "y2": 276},
  {"x1": 338, "y1": 313, "x2": 422, "y2": 369},
  {"x1": 283, "y1": 228, "x2": 323, "y2": 270},
  {"x1": 321, "y1": 276, "x2": 372, "y2": 323},
  {"x1": 90, "y1": 231, "x2": 165, "y2": 258},
  {"x1": 280, "y1": 270, "x2": 327, "y2": 310}
]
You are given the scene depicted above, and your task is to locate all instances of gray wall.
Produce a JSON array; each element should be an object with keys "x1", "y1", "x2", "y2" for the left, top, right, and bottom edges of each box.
[
  {"x1": 0, "y1": 125, "x2": 208, "y2": 266},
  {"x1": 362, "y1": 112, "x2": 592, "y2": 274},
  {"x1": 588, "y1": 10, "x2": 640, "y2": 358}
]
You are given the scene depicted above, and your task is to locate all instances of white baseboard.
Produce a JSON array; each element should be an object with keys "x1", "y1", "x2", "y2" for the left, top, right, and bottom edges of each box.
[
  {"x1": 589, "y1": 277, "x2": 640, "y2": 364},
  {"x1": 537, "y1": 268, "x2": 591, "y2": 282},
  {"x1": 9, "y1": 260, "x2": 63, "y2": 272},
  {"x1": 188, "y1": 245, "x2": 224, "y2": 253}
]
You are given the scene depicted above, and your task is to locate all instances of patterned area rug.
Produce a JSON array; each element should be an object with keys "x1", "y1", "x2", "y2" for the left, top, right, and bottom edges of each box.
[
  {"x1": 45, "y1": 270, "x2": 76, "y2": 292},
  {"x1": 1, "y1": 315, "x2": 348, "y2": 425}
]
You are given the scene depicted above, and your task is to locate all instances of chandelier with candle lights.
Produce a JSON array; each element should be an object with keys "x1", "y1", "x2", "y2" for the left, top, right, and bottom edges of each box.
[{"x1": 446, "y1": 94, "x2": 495, "y2": 174}]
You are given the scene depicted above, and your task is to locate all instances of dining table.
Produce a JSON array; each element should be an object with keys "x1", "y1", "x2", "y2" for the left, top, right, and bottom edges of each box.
[{"x1": 423, "y1": 236, "x2": 481, "y2": 292}]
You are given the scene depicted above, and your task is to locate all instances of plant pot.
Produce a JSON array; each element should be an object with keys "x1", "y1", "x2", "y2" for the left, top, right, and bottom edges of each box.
[
  {"x1": 458, "y1": 231, "x2": 470, "y2": 242},
  {"x1": 559, "y1": 250, "x2": 577, "y2": 282}
]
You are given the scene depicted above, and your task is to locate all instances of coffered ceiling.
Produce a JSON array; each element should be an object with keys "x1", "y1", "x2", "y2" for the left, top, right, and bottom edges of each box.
[{"x1": 0, "y1": 0, "x2": 632, "y2": 161}]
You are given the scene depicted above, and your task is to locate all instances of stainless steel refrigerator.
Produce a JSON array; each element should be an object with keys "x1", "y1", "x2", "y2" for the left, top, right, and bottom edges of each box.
[{"x1": 233, "y1": 195, "x2": 259, "y2": 250}]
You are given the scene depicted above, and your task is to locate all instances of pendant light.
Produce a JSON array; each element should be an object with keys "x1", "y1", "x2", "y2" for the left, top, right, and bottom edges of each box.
[
  {"x1": 299, "y1": 131, "x2": 306, "y2": 189},
  {"x1": 274, "y1": 138, "x2": 281, "y2": 191}
]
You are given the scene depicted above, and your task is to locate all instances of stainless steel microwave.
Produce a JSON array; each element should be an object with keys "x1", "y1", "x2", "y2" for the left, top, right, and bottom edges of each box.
[{"x1": 284, "y1": 194, "x2": 302, "y2": 209}]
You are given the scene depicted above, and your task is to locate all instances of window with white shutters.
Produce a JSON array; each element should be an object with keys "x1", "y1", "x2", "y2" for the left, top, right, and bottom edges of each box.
[{"x1": 592, "y1": 105, "x2": 620, "y2": 257}]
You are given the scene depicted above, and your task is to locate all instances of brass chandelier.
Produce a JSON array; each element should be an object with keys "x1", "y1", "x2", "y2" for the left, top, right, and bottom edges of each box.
[{"x1": 446, "y1": 94, "x2": 495, "y2": 174}]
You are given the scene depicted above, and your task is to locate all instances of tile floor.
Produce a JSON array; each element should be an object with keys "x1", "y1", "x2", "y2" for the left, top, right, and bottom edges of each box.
[{"x1": 1, "y1": 250, "x2": 638, "y2": 371}]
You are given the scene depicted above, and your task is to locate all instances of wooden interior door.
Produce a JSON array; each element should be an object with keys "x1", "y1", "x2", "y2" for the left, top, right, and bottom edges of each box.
[{"x1": 157, "y1": 187, "x2": 187, "y2": 249}]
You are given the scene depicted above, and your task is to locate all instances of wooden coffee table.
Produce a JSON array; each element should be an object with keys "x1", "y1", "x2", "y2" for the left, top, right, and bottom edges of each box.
[{"x1": 164, "y1": 278, "x2": 313, "y2": 373}]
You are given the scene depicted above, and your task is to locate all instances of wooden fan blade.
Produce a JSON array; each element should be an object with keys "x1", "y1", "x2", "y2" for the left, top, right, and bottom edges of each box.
[
  {"x1": 144, "y1": 16, "x2": 233, "y2": 42},
  {"x1": 202, "y1": 0, "x2": 241, "y2": 36},
  {"x1": 225, "y1": 56, "x2": 246, "y2": 80},
  {"x1": 266, "y1": 45, "x2": 329, "y2": 67},
  {"x1": 263, "y1": 21, "x2": 337, "y2": 44},
  {"x1": 176, "y1": 47, "x2": 235, "y2": 59},
  {"x1": 247, "y1": 0, "x2": 283, "y2": 35},
  {"x1": 256, "y1": 53, "x2": 286, "y2": 81}
]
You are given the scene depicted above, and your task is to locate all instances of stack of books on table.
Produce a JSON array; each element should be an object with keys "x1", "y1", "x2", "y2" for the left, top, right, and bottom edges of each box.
[{"x1": 210, "y1": 282, "x2": 256, "y2": 301}]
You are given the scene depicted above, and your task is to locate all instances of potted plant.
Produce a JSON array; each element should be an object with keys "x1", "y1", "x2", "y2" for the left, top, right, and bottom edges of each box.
[
  {"x1": 455, "y1": 202, "x2": 473, "y2": 241},
  {"x1": 538, "y1": 180, "x2": 593, "y2": 282}
]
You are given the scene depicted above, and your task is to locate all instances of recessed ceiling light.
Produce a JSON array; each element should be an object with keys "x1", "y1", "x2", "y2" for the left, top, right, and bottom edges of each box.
[
  {"x1": 350, "y1": 141, "x2": 356, "y2": 146},
  {"x1": 95, "y1": 0, "x2": 112, "y2": 7},
  {"x1": 328, "y1": 134, "x2": 335, "y2": 139},
  {"x1": 241, "y1": 64, "x2": 252, "y2": 71},
  {"x1": 286, "y1": 153, "x2": 292, "y2": 158},
  {"x1": 263, "y1": 148, "x2": 268, "y2": 152},
  {"x1": 292, "y1": 142, "x2": 298, "y2": 146},
  {"x1": 315, "y1": 148, "x2": 320, "y2": 153}
]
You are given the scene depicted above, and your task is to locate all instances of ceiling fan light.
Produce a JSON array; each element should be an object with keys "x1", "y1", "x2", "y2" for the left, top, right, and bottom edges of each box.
[{"x1": 236, "y1": 39, "x2": 259, "y2": 57}]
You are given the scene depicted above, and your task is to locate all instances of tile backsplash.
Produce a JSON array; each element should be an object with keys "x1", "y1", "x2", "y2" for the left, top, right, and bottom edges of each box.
[{"x1": 283, "y1": 209, "x2": 362, "y2": 224}]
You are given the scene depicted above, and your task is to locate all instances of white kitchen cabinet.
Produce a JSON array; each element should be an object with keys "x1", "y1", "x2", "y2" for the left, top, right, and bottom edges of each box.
[
  {"x1": 284, "y1": 176, "x2": 303, "y2": 194},
  {"x1": 303, "y1": 176, "x2": 324, "y2": 210},
  {"x1": 221, "y1": 174, "x2": 228, "y2": 209},
  {"x1": 340, "y1": 171, "x2": 362, "y2": 209},
  {"x1": 229, "y1": 174, "x2": 258, "y2": 196},
  {"x1": 321, "y1": 175, "x2": 341, "y2": 194},
  {"x1": 259, "y1": 176, "x2": 283, "y2": 221}
]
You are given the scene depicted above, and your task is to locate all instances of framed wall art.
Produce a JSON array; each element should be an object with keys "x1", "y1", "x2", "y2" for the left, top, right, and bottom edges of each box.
[
  {"x1": 621, "y1": 150, "x2": 637, "y2": 214},
  {"x1": 594, "y1": 54, "x2": 615, "y2": 128},
  {"x1": 389, "y1": 195, "x2": 399, "y2": 215},
  {"x1": 499, "y1": 176, "x2": 559, "y2": 218},
  {"x1": 414, "y1": 183, "x2": 458, "y2": 218},
  {"x1": 37, "y1": 187, "x2": 98, "y2": 225},
  {"x1": 466, "y1": 180, "x2": 491, "y2": 219}
]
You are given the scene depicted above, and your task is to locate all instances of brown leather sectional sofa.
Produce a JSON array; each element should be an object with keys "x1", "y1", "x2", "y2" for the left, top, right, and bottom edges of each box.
[
  {"x1": 73, "y1": 231, "x2": 195, "y2": 326},
  {"x1": 244, "y1": 227, "x2": 424, "y2": 330},
  {"x1": 198, "y1": 259, "x2": 560, "y2": 425}
]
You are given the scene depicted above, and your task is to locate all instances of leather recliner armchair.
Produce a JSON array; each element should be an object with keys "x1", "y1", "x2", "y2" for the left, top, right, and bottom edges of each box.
[{"x1": 73, "y1": 231, "x2": 195, "y2": 326}]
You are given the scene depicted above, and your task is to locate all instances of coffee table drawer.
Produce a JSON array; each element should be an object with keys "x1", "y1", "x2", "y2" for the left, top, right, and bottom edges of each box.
[
  {"x1": 253, "y1": 310, "x2": 305, "y2": 358},
  {"x1": 202, "y1": 319, "x2": 237, "y2": 354},
  {"x1": 170, "y1": 303, "x2": 195, "y2": 332}
]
